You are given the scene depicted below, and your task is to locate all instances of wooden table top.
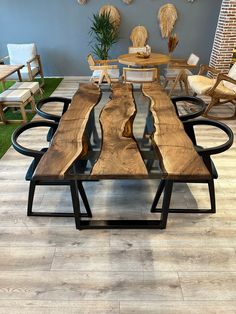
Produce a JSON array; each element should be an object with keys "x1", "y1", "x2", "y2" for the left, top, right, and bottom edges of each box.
[
  {"x1": 34, "y1": 82, "x2": 210, "y2": 181},
  {"x1": 118, "y1": 53, "x2": 170, "y2": 67},
  {"x1": 0, "y1": 64, "x2": 24, "y2": 81}
]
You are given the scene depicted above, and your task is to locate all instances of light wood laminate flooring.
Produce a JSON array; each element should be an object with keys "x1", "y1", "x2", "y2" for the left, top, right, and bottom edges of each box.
[{"x1": 0, "y1": 77, "x2": 236, "y2": 313}]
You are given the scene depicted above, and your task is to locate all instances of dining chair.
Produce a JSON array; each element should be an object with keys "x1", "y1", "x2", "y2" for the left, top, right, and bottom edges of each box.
[
  {"x1": 11, "y1": 120, "x2": 92, "y2": 218},
  {"x1": 87, "y1": 54, "x2": 120, "y2": 85},
  {"x1": 188, "y1": 63, "x2": 236, "y2": 119},
  {"x1": 1, "y1": 43, "x2": 44, "y2": 87},
  {"x1": 123, "y1": 67, "x2": 159, "y2": 83},
  {"x1": 163, "y1": 53, "x2": 200, "y2": 95},
  {"x1": 151, "y1": 119, "x2": 234, "y2": 214}
]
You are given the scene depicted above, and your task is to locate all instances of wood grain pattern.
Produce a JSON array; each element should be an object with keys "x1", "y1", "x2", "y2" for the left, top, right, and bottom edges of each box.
[
  {"x1": 118, "y1": 53, "x2": 170, "y2": 67},
  {"x1": 0, "y1": 65, "x2": 24, "y2": 81},
  {"x1": 142, "y1": 82, "x2": 211, "y2": 180},
  {"x1": 91, "y1": 83, "x2": 148, "y2": 177},
  {"x1": 34, "y1": 83, "x2": 101, "y2": 179}
]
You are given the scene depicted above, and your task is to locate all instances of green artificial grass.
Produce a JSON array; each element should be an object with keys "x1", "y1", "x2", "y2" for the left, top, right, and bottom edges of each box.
[{"x1": 0, "y1": 77, "x2": 63, "y2": 159}]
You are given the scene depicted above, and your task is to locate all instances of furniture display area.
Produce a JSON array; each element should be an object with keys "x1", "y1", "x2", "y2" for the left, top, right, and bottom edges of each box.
[
  {"x1": 188, "y1": 63, "x2": 236, "y2": 119},
  {"x1": 1, "y1": 43, "x2": 44, "y2": 87},
  {"x1": 0, "y1": 65, "x2": 41, "y2": 124},
  {"x1": 163, "y1": 53, "x2": 200, "y2": 95},
  {"x1": 11, "y1": 81, "x2": 233, "y2": 231}
]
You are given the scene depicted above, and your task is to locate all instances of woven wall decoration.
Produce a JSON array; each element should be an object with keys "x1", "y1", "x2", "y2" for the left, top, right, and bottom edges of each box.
[
  {"x1": 99, "y1": 5, "x2": 121, "y2": 30},
  {"x1": 130, "y1": 25, "x2": 148, "y2": 47},
  {"x1": 77, "y1": 0, "x2": 133, "y2": 4},
  {"x1": 158, "y1": 3, "x2": 178, "y2": 38}
]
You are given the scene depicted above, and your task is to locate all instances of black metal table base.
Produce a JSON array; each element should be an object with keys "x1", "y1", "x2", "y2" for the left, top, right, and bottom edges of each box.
[
  {"x1": 78, "y1": 219, "x2": 165, "y2": 230},
  {"x1": 151, "y1": 208, "x2": 215, "y2": 214},
  {"x1": 74, "y1": 180, "x2": 173, "y2": 230}
]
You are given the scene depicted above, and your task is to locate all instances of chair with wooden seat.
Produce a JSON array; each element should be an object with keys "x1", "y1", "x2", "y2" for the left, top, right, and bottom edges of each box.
[
  {"x1": 11, "y1": 120, "x2": 92, "y2": 218},
  {"x1": 151, "y1": 119, "x2": 234, "y2": 214},
  {"x1": 87, "y1": 54, "x2": 120, "y2": 85},
  {"x1": 163, "y1": 53, "x2": 200, "y2": 95},
  {"x1": 188, "y1": 63, "x2": 236, "y2": 119},
  {"x1": 123, "y1": 67, "x2": 159, "y2": 84},
  {"x1": 1, "y1": 43, "x2": 44, "y2": 87},
  {"x1": 0, "y1": 88, "x2": 35, "y2": 124}
]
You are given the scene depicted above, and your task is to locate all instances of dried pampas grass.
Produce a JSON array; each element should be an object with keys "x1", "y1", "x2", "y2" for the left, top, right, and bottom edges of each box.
[
  {"x1": 158, "y1": 3, "x2": 178, "y2": 38},
  {"x1": 130, "y1": 25, "x2": 148, "y2": 47},
  {"x1": 77, "y1": 0, "x2": 87, "y2": 4},
  {"x1": 99, "y1": 5, "x2": 121, "y2": 30}
]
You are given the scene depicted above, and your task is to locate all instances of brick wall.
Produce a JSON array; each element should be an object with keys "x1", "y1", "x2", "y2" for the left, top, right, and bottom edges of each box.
[{"x1": 209, "y1": 0, "x2": 236, "y2": 76}]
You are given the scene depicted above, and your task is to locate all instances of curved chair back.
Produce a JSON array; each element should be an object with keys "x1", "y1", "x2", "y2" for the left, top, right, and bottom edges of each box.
[
  {"x1": 12, "y1": 121, "x2": 58, "y2": 180},
  {"x1": 171, "y1": 96, "x2": 206, "y2": 121},
  {"x1": 36, "y1": 97, "x2": 71, "y2": 122}
]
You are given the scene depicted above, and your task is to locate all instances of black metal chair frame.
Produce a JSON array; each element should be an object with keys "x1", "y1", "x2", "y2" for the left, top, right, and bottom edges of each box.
[
  {"x1": 11, "y1": 120, "x2": 92, "y2": 219},
  {"x1": 151, "y1": 119, "x2": 234, "y2": 214}
]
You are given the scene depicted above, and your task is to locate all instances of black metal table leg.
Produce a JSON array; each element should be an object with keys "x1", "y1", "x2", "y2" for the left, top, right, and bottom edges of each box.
[{"x1": 159, "y1": 180, "x2": 173, "y2": 229}]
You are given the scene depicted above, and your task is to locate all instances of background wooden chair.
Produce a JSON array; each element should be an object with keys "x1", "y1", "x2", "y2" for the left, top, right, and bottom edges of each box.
[
  {"x1": 87, "y1": 54, "x2": 120, "y2": 85},
  {"x1": 163, "y1": 53, "x2": 199, "y2": 95},
  {"x1": 1, "y1": 43, "x2": 44, "y2": 87},
  {"x1": 122, "y1": 67, "x2": 158, "y2": 83},
  {"x1": 188, "y1": 63, "x2": 236, "y2": 119}
]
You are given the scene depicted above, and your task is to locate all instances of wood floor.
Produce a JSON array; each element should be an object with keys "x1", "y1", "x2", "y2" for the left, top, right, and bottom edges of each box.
[{"x1": 0, "y1": 77, "x2": 236, "y2": 313}]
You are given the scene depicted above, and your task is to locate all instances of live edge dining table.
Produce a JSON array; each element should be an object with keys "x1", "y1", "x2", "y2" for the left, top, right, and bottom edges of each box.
[{"x1": 33, "y1": 82, "x2": 210, "y2": 230}]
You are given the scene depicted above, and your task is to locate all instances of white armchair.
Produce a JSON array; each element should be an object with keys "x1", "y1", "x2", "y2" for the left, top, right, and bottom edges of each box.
[{"x1": 1, "y1": 43, "x2": 44, "y2": 87}]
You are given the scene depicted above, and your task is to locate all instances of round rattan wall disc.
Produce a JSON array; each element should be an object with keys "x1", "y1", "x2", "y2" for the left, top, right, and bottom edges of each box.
[
  {"x1": 130, "y1": 25, "x2": 148, "y2": 47},
  {"x1": 99, "y1": 5, "x2": 121, "y2": 30}
]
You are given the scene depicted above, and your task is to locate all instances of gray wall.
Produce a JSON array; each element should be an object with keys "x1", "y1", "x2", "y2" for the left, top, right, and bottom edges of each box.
[{"x1": 0, "y1": 0, "x2": 222, "y2": 76}]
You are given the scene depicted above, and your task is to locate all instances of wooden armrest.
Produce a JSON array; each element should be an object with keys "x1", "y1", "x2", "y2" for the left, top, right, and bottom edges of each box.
[
  {"x1": 169, "y1": 58, "x2": 187, "y2": 63},
  {"x1": 26, "y1": 54, "x2": 40, "y2": 65},
  {"x1": 208, "y1": 73, "x2": 236, "y2": 94},
  {"x1": 95, "y1": 59, "x2": 118, "y2": 65},
  {"x1": 198, "y1": 64, "x2": 220, "y2": 75},
  {"x1": 90, "y1": 65, "x2": 118, "y2": 70}
]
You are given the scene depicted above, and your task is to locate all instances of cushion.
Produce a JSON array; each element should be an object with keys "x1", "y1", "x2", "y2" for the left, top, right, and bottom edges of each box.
[
  {"x1": 92, "y1": 69, "x2": 120, "y2": 79},
  {"x1": 0, "y1": 89, "x2": 31, "y2": 103},
  {"x1": 9, "y1": 82, "x2": 40, "y2": 94},
  {"x1": 223, "y1": 63, "x2": 236, "y2": 92},
  {"x1": 187, "y1": 53, "x2": 200, "y2": 66},
  {"x1": 7, "y1": 43, "x2": 37, "y2": 66},
  {"x1": 7, "y1": 66, "x2": 39, "y2": 81},
  {"x1": 188, "y1": 75, "x2": 236, "y2": 96}
]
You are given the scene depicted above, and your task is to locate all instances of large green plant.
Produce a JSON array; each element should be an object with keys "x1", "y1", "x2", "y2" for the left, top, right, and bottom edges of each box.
[{"x1": 89, "y1": 11, "x2": 119, "y2": 60}]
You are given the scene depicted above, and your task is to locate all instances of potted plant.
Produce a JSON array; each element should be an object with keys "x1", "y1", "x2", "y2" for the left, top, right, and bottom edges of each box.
[{"x1": 89, "y1": 11, "x2": 119, "y2": 60}]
